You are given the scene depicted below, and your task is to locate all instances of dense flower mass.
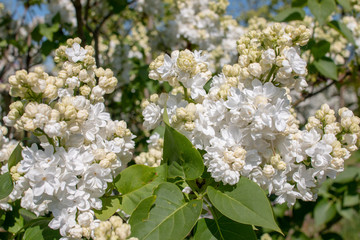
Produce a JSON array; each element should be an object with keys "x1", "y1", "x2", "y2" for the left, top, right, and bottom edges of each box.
[
  {"x1": 2, "y1": 0, "x2": 360, "y2": 239},
  {"x1": 143, "y1": 23, "x2": 360, "y2": 206},
  {"x1": 2, "y1": 39, "x2": 135, "y2": 239},
  {"x1": 0, "y1": 124, "x2": 18, "y2": 211}
]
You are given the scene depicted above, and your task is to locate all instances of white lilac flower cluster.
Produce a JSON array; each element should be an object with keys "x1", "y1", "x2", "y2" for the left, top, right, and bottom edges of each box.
[
  {"x1": 3, "y1": 39, "x2": 135, "y2": 239},
  {"x1": 0, "y1": 124, "x2": 18, "y2": 211},
  {"x1": 149, "y1": 49, "x2": 212, "y2": 102},
  {"x1": 134, "y1": 132, "x2": 163, "y2": 167},
  {"x1": 173, "y1": 0, "x2": 244, "y2": 71},
  {"x1": 94, "y1": 216, "x2": 138, "y2": 240},
  {"x1": 143, "y1": 23, "x2": 360, "y2": 206}
]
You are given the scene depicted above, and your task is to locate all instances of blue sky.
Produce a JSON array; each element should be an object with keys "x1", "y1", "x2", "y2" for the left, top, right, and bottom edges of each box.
[{"x1": 1, "y1": 0, "x2": 252, "y2": 21}]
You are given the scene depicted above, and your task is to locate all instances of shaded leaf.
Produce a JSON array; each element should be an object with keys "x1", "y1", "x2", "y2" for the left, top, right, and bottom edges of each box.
[
  {"x1": 314, "y1": 198, "x2": 337, "y2": 226},
  {"x1": 163, "y1": 123, "x2": 204, "y2": 180},
  {"x1": 8, "y1": 142, "x2": 22, "y2": 171},
  {"x1": 273, "y1": 7, "x2": 305, "y2": 22},
  {"x1": 207, "y1": 178, "x2": 282, "y2": 234},
  {"x1": 193, "y1": 213, "x2": 256, "y2": 240},
  {"x1": 313, "y1": 57, "x2": 338, "y2": 80},
  {"x1": 334, "y1": 167, "x2": 360, "y2": 184},
  {"x1": 0, "y1": 172, "x2": 13, "y2": 200},
  {"x1": 107, "y1": 0, "x2": 128, "y2": 13},
  {"x1": 130, "y1": 182, "x2": 202, "y2": 240},
  {"x1": 23, "y1": 218, "x2": 61, "y2": 240},
  {"x1": 311, "y1": 40, "x2": 331, "y2": 60},
  {"x1": 328, "y1": 20, "x2": 355, "y2": 44},
  {"x1": 19, "y1": 209, "x2": 37, "y2": 222},
  {"x1": 292, "y1": 0, "x2": 308, "y2": 7},
  {"x1": 308, "y1": 0, "x2": 336, "y2": 25}
]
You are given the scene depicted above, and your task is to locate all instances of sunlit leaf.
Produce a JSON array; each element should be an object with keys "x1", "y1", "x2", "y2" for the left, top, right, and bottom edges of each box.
[
  {"x1": 130, "y1": 182, "x2": 202, "y2": 240},
  {"x1": 207, "y1": 178, "x2": 282, "y2": 234}
]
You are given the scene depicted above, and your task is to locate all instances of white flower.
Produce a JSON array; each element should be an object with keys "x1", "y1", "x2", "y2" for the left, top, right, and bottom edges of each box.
[
  {"x1": 83, "y1": 164, "x2": 112, "y2": 196},
  {"x1": 283, "y1": 47, "x2": 307, "y2": 75},
  {"x1": 261, "y1": 49, "x2": 276, "y2": 64},
  {"x1": 143, "y1": 103, "x2": 162, "y2": 130},
  {"x1": 187, "y1": 74, "x2": 208, "y2": 100},
  {"x1": 65, "y1": 76, "x2": 80, "y2": 89},
  {"x1": 248, "y1": 63, "x2": 262, "y2": 78},
  {"x1": 65, "y1": 43, "x2": 87, "y2": 62},
  {"x1": 44, "y1": 121, "x2": 62, "y2": 138},
  {"x1": 27, "y1": 166, "x2": 59, "y2": 199},
  {"x1": 77, "y1": 211, "x2": 94, "y2": 227}
]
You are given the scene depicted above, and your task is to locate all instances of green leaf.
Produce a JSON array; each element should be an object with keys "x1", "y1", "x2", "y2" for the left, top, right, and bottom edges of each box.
[
  {"x1": 292, "y1": 0, "x2": 308, "y2": 7},
  {"x1": 8, "y1": 142, "x2": 22, "y2": 171},
  {"x1": 130, "y1": 182, "x2": 202, "y2": 240},
  {"x1": 273, "y1": 7, "x2": 305, "y2": 22},
  {"x1": 19, "y1": 209, "x2": 37, "y2": 222},
  {"x1": 23, "y1": 219, "x2": 61, "y2": 240},
  {"x1": 193, "y1": 214, "x2": 256, "y2": 240},
  {"x1": 206, "y1": 178, "x2": 282, "y2": 234},
  {"x1": 163, "y1": 123, "x2": 204, "y2": 180},
  {"x1": 115, "y1": 165, "x2": 165, "y2": 215},
  {"x1": 328, "y1": 20, "x2": 356, "y2": 45},
  {"x1": 31, "y1": 25, "x2": 42, "y2": 42},
  {"x1": 0, "y1": 172, "x2": 13, "y2": 200},
  {"x1": 2, "y1": 200, "x2": 23, "y2": 234},
  {"x1": 338, "y1": 208, "x2": 358, "y2": 220},
  {"x1": 39, "y1": 23, "x2": 59, "y2": 41},
  {"x1": 94, "y1": 196, "x2": 121, "y2": 221},
  {"x1": 163, "y1": 106, "x2": 170, "y2": 125},
  {"x1": 291, "y1": 231, "x2": 312, "y2": 240},
  {"x1": 334, "y1": 167, "x2": 360, "y2": 184},
  {"x1": 41, "y1": 40, "x2": 58, "y2": 56},
  {"x1": 313, "y1": 57, "x2": 338, "y2": 80},
  {"x1": 311, "y1": 40, "x2": 331, "y2": 60},
  {"x1": 343, "y1": 183, "x2": 359, "y2": 207},
  {"x1": 314, "y1": 198, "x2": 337, "y2": 226},
  {"x1": 308, "y1": 0, "x2": 336, "y2": 25},
  {"x1": 337, "y1": 0, "x2": 351, "y2": 11},
  {"x1": 320, "y1": 233, "x2": 342, "y2": 240},
  {"x1": 107, "y1": 0, "x2": 128, "y2": 13}
]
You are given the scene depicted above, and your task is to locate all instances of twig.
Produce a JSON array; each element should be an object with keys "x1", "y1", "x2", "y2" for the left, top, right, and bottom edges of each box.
[
  {"x1": 72, "y1": 0, "x2": 86, "y2": 44},
  {"x1": 292, "y1": 72, "x2": 349, "y2": 107}
]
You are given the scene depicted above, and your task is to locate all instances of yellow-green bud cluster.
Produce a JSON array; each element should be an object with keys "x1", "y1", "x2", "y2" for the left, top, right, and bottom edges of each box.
[{"x1": 94, "y1": 216, "x2": 138, "y2": 240}]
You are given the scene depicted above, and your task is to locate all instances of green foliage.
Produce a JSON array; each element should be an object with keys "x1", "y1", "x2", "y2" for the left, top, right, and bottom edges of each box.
[
  {"x1": 163, "y1": 123, "x2": 204, "y2": 180},
  {"x1": 193, "y1": 212, "x2": 257, "y2": 240},
  {"x1": 206, "y1": 178, "x2": 282, "y2": 234},
  {"x1": 107, "y1": 0, "x2": 128, "y2": 13},
  {"x1": 0, "y1": 172, "x2": 13, "y2": 200},
  {"x1": 114, "y1": 164, "x2": 166, "y2": 215},
  {"x1": 264, "y1": 166, "x2": 360, "y2": 239},
  {"x1": 312, "y1": 57, "x2": 338, "y2": 80},
  {"x1": 94, "y1": 196, "x2": 121, "y2": 221},
  {"x1": 314, "y1": 198, "x2": 337, "y2": 226},
  {"x1": 311, "y1": 40, "x2": 331, "y2": 60},
  {"x1": 39, "y1": 23, "x2": 60, "y2": 42},
  {"x1": 308, "y1": 0, "x2": 336, "y2": 25},
  {"x1": 8, "y1": 143, "x2": 22, "y2": 171},
  {"x1": 336, "y1": 0, "x2": 351, "y2": 11},
  {"x1": 129, "y1": 183, "x2": 203, "y2": 240},
  {"x1": 273, "y1": 7, "x2": 305, "y2": 22},
  {"x1": 328, "y1": 20, "x2": 356, "y2": 45},
  {"x1": 23, "y1": 219, "x2": 62, "y2": 240}
]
